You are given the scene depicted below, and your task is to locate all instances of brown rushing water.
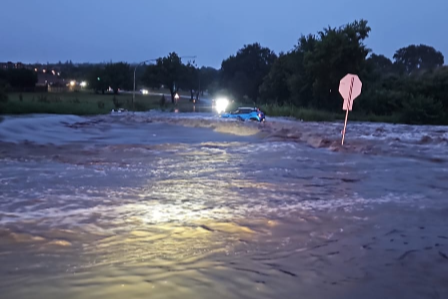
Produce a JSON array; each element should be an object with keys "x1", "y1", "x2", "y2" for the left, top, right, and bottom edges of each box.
[{"x1": 0, "y1": 113, "x2": 447, "y2": 299}]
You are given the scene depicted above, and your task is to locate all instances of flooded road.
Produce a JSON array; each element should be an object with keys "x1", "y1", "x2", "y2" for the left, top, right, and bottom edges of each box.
[{"x1": 0, "y1": 113, "x2": 447, "y2": 299}]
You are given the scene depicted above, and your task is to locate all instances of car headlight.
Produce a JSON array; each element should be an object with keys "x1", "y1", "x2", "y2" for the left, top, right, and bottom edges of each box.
[{"x1": 215, "y1": 98, "x2": 229, "y2": 113}]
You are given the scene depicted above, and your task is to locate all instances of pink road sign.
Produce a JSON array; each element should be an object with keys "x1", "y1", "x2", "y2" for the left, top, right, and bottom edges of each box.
[{"x1": 339, "y1": 74, "x2": 362, "y2": 111}]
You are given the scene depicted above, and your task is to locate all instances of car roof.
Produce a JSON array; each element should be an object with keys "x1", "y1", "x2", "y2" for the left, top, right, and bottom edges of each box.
[{"x1": 238, "y1": 107, "x2": 257, "y2": 110}]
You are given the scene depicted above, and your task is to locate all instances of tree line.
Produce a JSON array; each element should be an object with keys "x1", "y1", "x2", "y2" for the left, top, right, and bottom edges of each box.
[
  {"x1": 0, "y1": 69, "x2": 38, "y2": 90},
  {"x1": 218, "y1": 20, "x2": 446, "y2": 124},
  {"x1": 60, "y1": 19, "x2": 448, "y2": 124},
  {"x1": 88, "y1": 55, "x2": 218, "y2": 104},
  {"x1": 1, "y1": 19, "x2": 446, "y2": 124}
]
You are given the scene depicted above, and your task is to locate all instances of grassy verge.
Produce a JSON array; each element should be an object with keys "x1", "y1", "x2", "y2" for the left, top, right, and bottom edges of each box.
[
  {"x1": 154, "y1": 88, "x2": 191, "y2": 97},
  {"x1": 259, "y1": 104, "x2": 339, "y2": 122},
  {"x1": 226, "y1": 101, "x2": 404, "y2": 123},
  {"x1": 260, "y1": 104, "x2": 403, "y2": 123},
  {"x1": 0, "y1": 91, "x2": 406, "y2": 124},
  {"x1": 0, "y1": 92, "x2": 197, "y2": 115}
]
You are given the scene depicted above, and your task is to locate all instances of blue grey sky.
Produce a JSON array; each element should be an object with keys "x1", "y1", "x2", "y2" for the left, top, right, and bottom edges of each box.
[{"x1": 1, "y1": 0, "x2": 446, "y2": 68}]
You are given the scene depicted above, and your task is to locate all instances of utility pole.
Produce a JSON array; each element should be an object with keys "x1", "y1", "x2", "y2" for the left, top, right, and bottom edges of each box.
[{"x1": 133, "y1": 59, "x2": 157, "y2": 111}]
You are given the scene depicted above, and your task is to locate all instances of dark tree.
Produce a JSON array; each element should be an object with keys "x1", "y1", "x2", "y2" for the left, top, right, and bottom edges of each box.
[
  {"x1": 303, "y1": 19, "x2": 371, "y2": 110},
  {"x1": 180, "y1": 61, "x2": 199, "y2": 101},
  {"x1": 104, "y1": 62, "x2": 132, "y2": 94},
  {"x1": 220, "y1": 43, "x2": 277, "y2": 102},
  {"x1": 261, "y1": 20, "x2": 371, "y2": 110},
  {"x1": 198, "y1": 67, "x2": 219, "y2": 95},
  {"x1": 259, "y1": 52, "x2": 295, "y2": 105},
  {"x1": 0, "y1": 69, "x2": 37, "y2": 90},
  {"x1": 367, "y1": 54, "x2": 394, "y2": 73},
  {"x1": 141, "y1": 63, "x2": 161, "y2": 90},
  {"x1": 393, "y1": 44, "x2": 444, "y2": 74},
  {"x1": 142, "y1": 52, "x2": 184, "y2": 103},
  {"x1": 88, "y1": 66, "x2": 109, "y2": 94}
]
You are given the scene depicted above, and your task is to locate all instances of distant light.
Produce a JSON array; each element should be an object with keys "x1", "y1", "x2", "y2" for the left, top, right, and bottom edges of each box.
[
  {"x1": 43, "y1": 69, "x2": 46, "y2": 73},
  {"x1": 141, "y1": 89, "x2": 149, "y2": 95},
  {"x1": 97, "y1": 77, "x2": 100, "y2": 81},
  {"x1": 174, "y1": 93, "x2": 180, "y2": 100},
  {"x1": 80, "y1": 81, "x2": 87, "y2": 87},
  {"x1": 52, "y1": 70, "x2": 55, "y2": 75},
  {"x1": 215, "y1": 97, "x2": 229, "y2": 113},
  {"x1": 34, "y1": 68, "x2": 38, "y2": 72},
  {"x1": 70, "y1": 81, "x2": 75, "y2": 86},
  {"x1": 57, "y1": 72, "x2": 60, "y2": 76}
]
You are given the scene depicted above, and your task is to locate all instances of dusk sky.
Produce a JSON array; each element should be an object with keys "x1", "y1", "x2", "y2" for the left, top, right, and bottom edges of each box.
[{"x1": 1, "y1": 0, "x2": 446, "y2": 68}]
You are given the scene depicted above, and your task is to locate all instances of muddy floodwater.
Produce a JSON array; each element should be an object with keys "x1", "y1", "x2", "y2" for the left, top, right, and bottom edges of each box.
[{"x1": 0, "y1": 113, "x2": 447, "y2": 299}]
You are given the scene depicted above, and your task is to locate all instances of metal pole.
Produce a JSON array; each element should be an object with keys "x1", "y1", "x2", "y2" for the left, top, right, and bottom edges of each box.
[
  {"x1": 133, "y1": 65, "x2": 137, "y2": 111},
  {"x1": 132, "y1": 59, "x2": 158, "y2": 111},
  {"x1": 197, "y1": 75, "x2": 200, "y2": 102},
  {"x1": 341, "y1": 77, "x2": 354, "y2": 146},
  {"x1": 341, "y1": 109, "x2": 349, "y2": 145}
]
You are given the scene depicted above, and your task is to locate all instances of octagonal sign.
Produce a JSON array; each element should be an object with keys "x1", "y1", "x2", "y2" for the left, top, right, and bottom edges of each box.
[{"x1": 339, "y1": 74, "x2": 362, "y2": 111}]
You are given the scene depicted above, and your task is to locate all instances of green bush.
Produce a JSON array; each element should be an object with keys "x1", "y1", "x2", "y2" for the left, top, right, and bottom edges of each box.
[
  {"x1": 37, "y1": 94, "x2": 48, "y2": 103},
  {"x1": 134, "y1": 101, "x2": 149, "y2": 111},
  {"x1": 112, "y1": 96, "x2": 121, "y2": 108},
  {"x1": 401, "y1": 94, "x2": 446, "y2": 125},
  {"x1": 260, "y1": 104, "x2": 339, "y2": 121},
  {"x1": 359, "y1": 88, "x2": 408, "y2": 115},
  {"x1": 160, "y1": 95, "x2": 167, "y2": 107},
  {"x1": 0, "y1": 88, "x2": 8, "y2": 103}
]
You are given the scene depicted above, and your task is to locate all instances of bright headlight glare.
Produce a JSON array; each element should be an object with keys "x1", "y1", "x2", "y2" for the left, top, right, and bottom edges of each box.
[{"x1": 215, "y1": 98, "x2": 229, "y2": 113}]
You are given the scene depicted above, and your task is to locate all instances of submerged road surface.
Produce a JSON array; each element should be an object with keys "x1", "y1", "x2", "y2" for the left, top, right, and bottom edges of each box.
[{"x1": 0, "y1": 113, "x2": 447, "y2": 299}]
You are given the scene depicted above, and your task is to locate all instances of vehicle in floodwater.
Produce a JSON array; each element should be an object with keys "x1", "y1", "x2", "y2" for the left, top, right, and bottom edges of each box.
[
  {"x1": 111, "y1": 108, "x2": 129, "y2": 115},
  {"x1": 221, "y1": 107, "x2": 266, "y2": 122}
]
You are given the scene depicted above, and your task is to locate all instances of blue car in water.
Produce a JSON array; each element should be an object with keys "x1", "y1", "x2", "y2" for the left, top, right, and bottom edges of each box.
[{"x1": 220, "y1": 107, "x2": 266, "y2": 122}]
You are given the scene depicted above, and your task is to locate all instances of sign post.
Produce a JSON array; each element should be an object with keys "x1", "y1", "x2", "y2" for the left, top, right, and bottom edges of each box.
[{"x1": 338, "y1": 74, "x2": 362, "y2": 145}]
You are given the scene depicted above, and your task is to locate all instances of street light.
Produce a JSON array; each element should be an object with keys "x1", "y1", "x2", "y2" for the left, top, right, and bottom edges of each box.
[{"x1": 133, "y1": 59, "x2": 157, "y2": 111}]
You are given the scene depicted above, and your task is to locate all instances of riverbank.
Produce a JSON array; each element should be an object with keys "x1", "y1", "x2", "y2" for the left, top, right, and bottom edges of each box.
[
  {"x1": 215, "y1": 100, "x2": 412, "y2": 124},
  {"x1": 258, "y1": 104, "x2": 402, "y2": 124},
  {"x1": 2, "y1": 92, "x2": 447, "y2": 126},
  {"x1": 0, "y1": 113, "x2": 447, "y2": 299},
  {"x1": 0, "y1": 92, "x2": 199, "y2": 115}
]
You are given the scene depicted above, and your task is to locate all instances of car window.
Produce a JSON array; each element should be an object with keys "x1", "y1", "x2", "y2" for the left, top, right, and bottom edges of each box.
[{"x1": 240, "y1": 109, "x2": 252, "y2": 114}]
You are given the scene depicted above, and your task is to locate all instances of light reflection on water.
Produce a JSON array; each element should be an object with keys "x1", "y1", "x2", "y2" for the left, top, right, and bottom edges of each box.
[{"x1": 0, "y1": 114, "x2": 447, "y2": 298}]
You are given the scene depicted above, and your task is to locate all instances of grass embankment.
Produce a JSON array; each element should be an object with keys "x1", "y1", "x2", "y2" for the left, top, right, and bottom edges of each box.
[
  {"x1": 155, "y1": 88, "x2": 191, "y2": 97},
  {"x1": 225, "y1": 100, "x2": 402, "y2": 123},
  {"x1": 259, "y1": 104, "x2": 402, "y2": 123},
  {"x1": 0, "y1": 92, "x2": 197, "y2": 115},
  {"x1": 0, "y1": 91, "x2": 403, "y2": 123}
]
